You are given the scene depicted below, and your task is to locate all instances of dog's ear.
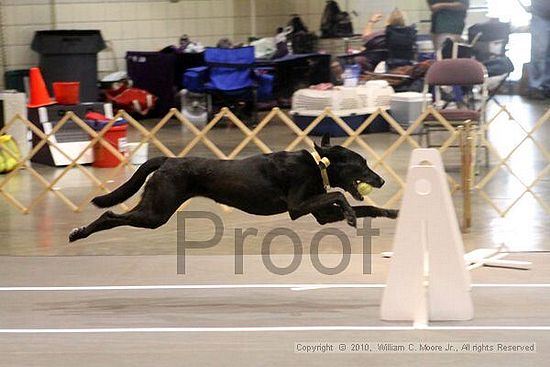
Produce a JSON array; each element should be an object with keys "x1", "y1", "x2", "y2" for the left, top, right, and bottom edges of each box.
[
  {"x1": 314, "y1": 142, "x2": 327, "y2": 156},
  {"x1": 321, "y1": 133, "x2": 331, "y2": 147}
]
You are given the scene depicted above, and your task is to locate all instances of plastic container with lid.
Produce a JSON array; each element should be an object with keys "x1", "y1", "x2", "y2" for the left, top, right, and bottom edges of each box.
[{"x1": 390, "y1": 92, "x2": 433, "y2": 131}]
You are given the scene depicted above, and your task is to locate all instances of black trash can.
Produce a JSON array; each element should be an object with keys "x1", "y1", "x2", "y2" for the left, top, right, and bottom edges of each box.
[{"x1": 31, "y1": 30, "x2": 106, "y2": 102}]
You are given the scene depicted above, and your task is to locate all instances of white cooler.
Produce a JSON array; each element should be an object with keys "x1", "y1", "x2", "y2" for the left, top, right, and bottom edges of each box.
[
  {"x1": 0, "y1": 91, "x2": 29, "y2": 156},
  {"x1": 390, "y1": 92, "x2": 432, "y2": 132}
]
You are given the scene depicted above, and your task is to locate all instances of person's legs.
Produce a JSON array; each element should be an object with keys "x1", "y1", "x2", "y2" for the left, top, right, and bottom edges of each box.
[{"x1": 529, "y1": 14, "x2": 550, "y2": 95}]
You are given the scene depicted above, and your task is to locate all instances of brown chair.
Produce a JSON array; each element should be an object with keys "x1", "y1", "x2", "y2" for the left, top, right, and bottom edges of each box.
[{"x1": 421, "y1": 58, "x2": 488, "y2": 165}]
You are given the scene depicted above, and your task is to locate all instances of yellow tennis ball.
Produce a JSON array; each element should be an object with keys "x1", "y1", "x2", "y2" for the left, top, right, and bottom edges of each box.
[
  {"x1": 5, "y1": 157, "x2": 17, "y2": 172},
  {"x1": 357, "y1": 182, "x2": 373, "y2": 196}
]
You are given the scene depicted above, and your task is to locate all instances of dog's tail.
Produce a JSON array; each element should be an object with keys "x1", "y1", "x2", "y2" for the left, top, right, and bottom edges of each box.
[{"x1": 92, "y1": 156, "x2": 168, "y2": 208}]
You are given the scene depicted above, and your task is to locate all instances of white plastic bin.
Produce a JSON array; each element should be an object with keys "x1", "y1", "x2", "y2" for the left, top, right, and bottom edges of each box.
[
  {"x1": 390, "y1": 92, "x2": 432, "y2": 132},
  {"x1": 124, "y1": 142, "x2": 149, "y2": 165}
]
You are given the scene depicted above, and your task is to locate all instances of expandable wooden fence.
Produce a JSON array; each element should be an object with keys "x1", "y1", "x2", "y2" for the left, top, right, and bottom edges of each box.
[
  {"x1": 1, "y1": 104, "x2": 549, "y2": 232},
  {"x1": 475, "y1": 106, "x2": 550, "y2": 217}
]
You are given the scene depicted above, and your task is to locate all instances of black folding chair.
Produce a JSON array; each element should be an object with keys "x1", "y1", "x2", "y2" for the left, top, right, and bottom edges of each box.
[
  {"x1": 385, "y1": 25, "x2": 417, "y2": 69},
  {"x1": 467, "y1": 21, "x2": 514, "y2": 109}
]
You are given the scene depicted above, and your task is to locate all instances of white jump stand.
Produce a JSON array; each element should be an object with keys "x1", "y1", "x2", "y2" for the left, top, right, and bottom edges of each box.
[{"x1": 380, "y1": 149, "x2": 473, "y2": 324}]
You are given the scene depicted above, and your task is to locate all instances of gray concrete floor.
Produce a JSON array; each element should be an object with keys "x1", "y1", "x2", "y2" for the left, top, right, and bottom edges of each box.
[
  {"x1": 1, "y1": 95, "x2": 550, "y2": 366},
  {"x1": 1, "y1": 254, "x2": 550, "y2": 366}
]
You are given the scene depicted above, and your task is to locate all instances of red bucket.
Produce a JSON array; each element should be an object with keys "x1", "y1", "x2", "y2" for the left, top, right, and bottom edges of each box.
[
  {"x1": 93, "y1": 124, "x2": 128, "y2": 168},
  {"x1": 53, "y1": 82, "x2": 80, "y2": 104}
]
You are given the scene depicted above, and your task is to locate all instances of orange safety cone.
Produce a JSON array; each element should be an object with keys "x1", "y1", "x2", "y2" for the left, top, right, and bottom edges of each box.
[{"x1": 27, "y1": 67, "x2": 56, "y2": 108}]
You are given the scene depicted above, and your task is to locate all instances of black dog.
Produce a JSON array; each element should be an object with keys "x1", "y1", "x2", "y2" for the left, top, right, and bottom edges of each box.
[{"x1": 69, "y1": 134, "x2": 397, "y2": 242}]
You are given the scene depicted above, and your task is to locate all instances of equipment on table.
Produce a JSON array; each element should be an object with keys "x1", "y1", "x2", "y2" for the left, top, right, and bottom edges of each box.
[
  {"x1": 292, "y1": 81, "x2": 394, "y2": 111},
  {"x1": 342, "y1": 64, "x2": 361, "y2": 87},
  {"x1": 27, "y1": 103, "x2": 111, "y2": 166},
  {"x1": 359, "y1": 80, "x2": 395, "y2": 108},
  {"x1": 290, "y1": 81, "x2": 394, "y2": 136},
  {"x1": 250, "y1": 37, "x2": 277, "y2": 59}
]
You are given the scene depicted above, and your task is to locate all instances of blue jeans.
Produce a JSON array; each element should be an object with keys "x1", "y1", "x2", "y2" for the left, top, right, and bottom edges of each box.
[{"x1": 529, "y1": 14, "x2": 550, "y2": 92}]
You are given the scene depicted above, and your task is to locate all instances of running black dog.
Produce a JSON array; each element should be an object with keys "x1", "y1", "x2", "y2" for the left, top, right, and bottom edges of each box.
[{"x1": 69, "y1": 134, "x2": 397, "y2": 242}]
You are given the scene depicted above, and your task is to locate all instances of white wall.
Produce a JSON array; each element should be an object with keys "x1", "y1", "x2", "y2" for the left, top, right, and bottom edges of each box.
[
  {"x1": 345, "y1": 0, "x2": 431, "y2": 34},
  {"x1": 0, "y1": 0, "x2": 490, "y2": 88},
  {"x1": 1, "y1": 0, "x2": 242, "y2": 78}
]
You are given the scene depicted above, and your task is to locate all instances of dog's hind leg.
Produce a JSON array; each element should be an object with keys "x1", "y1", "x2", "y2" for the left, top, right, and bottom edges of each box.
[
  {"x1": 69, "y1": 199, "x2": 184, "y2": 242},
  {"x1": 70, "y1": 171, "x2": 191, "y2": 242},
  {"x1": 69, "y1": 210, "x2": 140, "y2": 242}
]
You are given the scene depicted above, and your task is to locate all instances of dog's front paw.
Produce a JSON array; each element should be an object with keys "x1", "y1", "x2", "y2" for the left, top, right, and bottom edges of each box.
[
  {"x1": 69, "y1": 226, "x2": 86, "y2": 243},
  {"x1": 345, "y1": 211, "x2": 357, "y2": 227},
  {"x1": 386, "y1": 209, "x2": 399, "y2": 219}
]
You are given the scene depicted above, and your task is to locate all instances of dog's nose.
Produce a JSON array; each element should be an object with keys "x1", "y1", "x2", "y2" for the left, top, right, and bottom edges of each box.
[{"x1": 378, "y1": 177, "x2": 385, "y2": 187}]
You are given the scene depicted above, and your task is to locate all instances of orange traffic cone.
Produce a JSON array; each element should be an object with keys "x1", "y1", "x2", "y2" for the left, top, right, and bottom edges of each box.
[{"x1": 27, "y1": 67, "x2": 56, "y2": 108}]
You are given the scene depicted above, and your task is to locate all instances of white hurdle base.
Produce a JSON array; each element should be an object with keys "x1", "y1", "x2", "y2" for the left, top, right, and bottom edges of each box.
[
  {"x1": 464, "y1": 247, "x2": 532, "y2": 270},
  {"x1": 382, "y1": 248, "x2": 532, "y2": 271},
  {"x1": 380, "y1": 149, "x2": 473, "y2": 323}
]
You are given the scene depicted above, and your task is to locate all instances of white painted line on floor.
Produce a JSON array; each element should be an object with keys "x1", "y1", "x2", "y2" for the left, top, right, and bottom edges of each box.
[
  {"x1": 1, "y1": 326, "x2": 550, "y2": 334},
  {"x1": 427, "y1": 326, "x2": 550, "y2": 331},
  {"x1": 0, "y1": 326, "x2": 413, "y2": 333},
  {"x1": 1, "y1": 283, "x2": 550, "y2": 292},
  {"x1": 0, "y1": 326, "x2": 414, "y2": 334},
  {"x1": 0, "y1": 284, "x2": 378, "y2": 292},
  {"x1": 472, "y1": 283, "x2": 550, "y2": 287},
  {"x1": 291, "y1": 284, "x2": 385, "y2": 291}
]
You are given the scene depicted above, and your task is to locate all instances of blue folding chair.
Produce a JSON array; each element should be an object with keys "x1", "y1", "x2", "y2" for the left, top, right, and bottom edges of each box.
[
  {"x1": 204, "y1": 46, "x2": 258, "y2": 124},
  {"x1": 183, "y1": 46, "x2": 275, "y2": 124}
]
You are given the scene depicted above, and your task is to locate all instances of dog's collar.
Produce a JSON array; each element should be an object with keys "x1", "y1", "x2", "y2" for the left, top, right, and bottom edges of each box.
[{"x1": 310, "y1": 150, "x2": 331, "y2": 190}]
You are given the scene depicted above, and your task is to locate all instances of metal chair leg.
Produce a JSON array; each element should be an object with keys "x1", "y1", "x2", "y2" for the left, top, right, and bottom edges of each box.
[
  {"x1": 252, "y1": 89, "x2": 258, "y2": 126},
  {"x1": 206, "y1": 93, "x2": 213, "y2": 121}
]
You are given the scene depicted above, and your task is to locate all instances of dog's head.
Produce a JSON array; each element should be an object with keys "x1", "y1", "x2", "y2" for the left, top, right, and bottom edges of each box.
[{"x1": 314, "y1": 133, "x2": 385, "y2": 201}]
